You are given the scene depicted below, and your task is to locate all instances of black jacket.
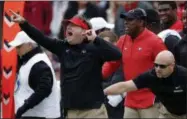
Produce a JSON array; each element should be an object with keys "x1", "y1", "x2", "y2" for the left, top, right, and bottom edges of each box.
[
  {"x1": 164, "y1": 35, "x2": 181, "y2": 54},
  {"x1": 174, "y1": 35, "x2": 187, "y2": 68},
  {"x1": 134, "y1": 65, "x2": 187, "y2": 115},
  {"x1": 17, "y1": 47, "x2": 53, "y2": 114},
  {"x1": 19, "y1": 21, "x2": 121, "y2": 109}
]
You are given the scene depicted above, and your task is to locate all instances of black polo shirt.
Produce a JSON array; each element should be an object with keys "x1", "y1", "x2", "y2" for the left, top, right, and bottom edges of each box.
[{"x1": 133, "y1": 65, "x2": 187, "y2": 115}]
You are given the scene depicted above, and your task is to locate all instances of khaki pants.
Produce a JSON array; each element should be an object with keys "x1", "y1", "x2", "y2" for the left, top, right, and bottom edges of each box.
[
  {"x1": 66, "y1": 104, "x2": 108, "y2": 118},
  {"x1": 124, "y1": 103, "x2": 160, "y2": 118},
  {"x1": 159, "y1": 105, "x2": 186, "y2": 119}
]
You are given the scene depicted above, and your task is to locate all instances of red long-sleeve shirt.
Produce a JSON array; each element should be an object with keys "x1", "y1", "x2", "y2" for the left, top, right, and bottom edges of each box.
[{"x1": 102, "y1": 28, "x2": 167, "y2": 108}]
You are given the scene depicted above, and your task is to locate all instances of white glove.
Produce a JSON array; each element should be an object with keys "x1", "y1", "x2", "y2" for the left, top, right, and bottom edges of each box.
[{"x1": 107, "y1": 94, "x2": 124, "y2": 107}]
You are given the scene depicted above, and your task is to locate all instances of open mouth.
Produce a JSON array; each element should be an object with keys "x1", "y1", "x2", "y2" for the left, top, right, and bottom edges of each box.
[
  {"x1": 125, "y1": 27, "x2": 130, "y2": 32},
  {"x1": 160, "y1": 16, "x2": 168, "y2": 21},
  {"x1": 67, "y1": 31, "x2": 73, "y2": 36},
  {"x1": 125, "y1": 27, "x2": 129, "y2": 30}
]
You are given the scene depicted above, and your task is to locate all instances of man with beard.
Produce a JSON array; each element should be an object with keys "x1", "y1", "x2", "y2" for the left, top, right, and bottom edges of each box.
[
  {"x1": 102, "y1": 8, "x2": 166, "y2": 118},
  {"x1": 157, "y1": 1, "x2": 183, "y2": 32},
  {"x1": 174, "y1": 4, "x2": 187, "y2": 68},
  {"x1": 9, "y1": 10, "x2": 121, "y2": 118}
]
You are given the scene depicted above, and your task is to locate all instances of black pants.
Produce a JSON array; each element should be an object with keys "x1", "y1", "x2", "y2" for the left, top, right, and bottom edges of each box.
[{"x1": 104, "y1": 98, "x2": 124, "y2": 119}]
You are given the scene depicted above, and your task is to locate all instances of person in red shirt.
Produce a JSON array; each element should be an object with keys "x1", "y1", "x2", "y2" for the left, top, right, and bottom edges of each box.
[
  {"x1": 23, "y1": 1, "x2": 52, "y2": 35},
  {"x1": 157, "y1": 1, "x2": 183, "y2": 32},
  {"x1": 102, "y1": 8, "x2": 166, "y2": 118},
  {"x1": 176, "y1": 1, "x2": 186, "y2": 20}
]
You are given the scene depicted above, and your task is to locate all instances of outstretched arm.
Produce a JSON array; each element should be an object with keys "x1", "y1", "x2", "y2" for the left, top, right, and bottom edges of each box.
[
  {"x1": 9, "y1": 9, "x2": 64, "y2": 55},
  {"x1": 104, "y1": 71, "x2": 151, "y2": 95},
  {"x1": 104, "y1": 80, "x2": 137, "y2": 95}
]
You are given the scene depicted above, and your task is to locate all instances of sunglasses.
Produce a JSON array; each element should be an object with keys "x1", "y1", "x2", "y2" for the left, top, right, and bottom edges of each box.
[{"x1": 154, "y1": 63, "x2": 170, "y2": 69}]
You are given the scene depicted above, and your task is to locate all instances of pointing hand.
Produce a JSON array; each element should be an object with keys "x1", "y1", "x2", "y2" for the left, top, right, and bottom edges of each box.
[{"x1": 9, "y1": 9, "x2": 26, "y2": 24}]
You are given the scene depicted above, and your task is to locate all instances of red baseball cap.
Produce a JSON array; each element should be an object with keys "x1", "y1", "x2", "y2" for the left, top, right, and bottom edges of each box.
[{"x1": 63, "y1": 17, "x2": 89, "y2": 30}]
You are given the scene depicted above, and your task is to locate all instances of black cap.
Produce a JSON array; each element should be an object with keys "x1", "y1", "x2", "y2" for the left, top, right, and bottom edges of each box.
[
  {"x1": 145, "y1": 9, "x2": 160, "y2": 24},
  {"x1": 120, "y1": 8, "x2": 147, "y2": 20}
]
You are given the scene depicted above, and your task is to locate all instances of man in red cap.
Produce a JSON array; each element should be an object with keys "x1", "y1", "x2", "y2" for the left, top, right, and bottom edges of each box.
[{"x1": 9, "y1": 10, "x2": 121, "y2": 119}]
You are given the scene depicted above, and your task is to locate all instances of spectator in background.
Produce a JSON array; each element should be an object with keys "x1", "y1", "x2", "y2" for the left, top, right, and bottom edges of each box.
[
  {"x1": 9, "y1": 31, "x2": 60, "y2": 118},
  {"x1": 176, "y1": 1, "x2": 187, "y2": 20},
  {"x1": 174, "y1": 4, "x2": 187, "y2": 68},
  {"x1": 145, "y1": 9, "x2": 181, "y2": 54},
  {"x1": 98, "y1": 31, "x2": 118, "y2": 44},
  {"x1": 23, "y1": 1, "x2": 52, "y2": 35},
  {"x1": 157, "y1": 1, "x2": 183, "y2": 32},
  {"x1": 95, "y1": 1, "x2": 110, "y2": 11},
  {"x1": 90, "y1": 17, "x2": 114, "y2": 35},
  {"x1": 152, "y1": 1, "x2": 159, "y2": 12},
  {"x1": 50, "y1": 1, "x2": 69, "y2": 39},
  {"x1": 94, "y1": 1, "x2": 110, "y2": 20},
  {"x1": 145, "y1": 9, "x2": 161, "y2": 34},
  {"x1": 63, "y1": 1, "x2": 103, "y2": 19},
  {"x1": 99, "y1": 31, "x2": 124, "y2": 119},
  {"x1": 102, "y1": 8, "x2": 166, "y2": 118},
  {"x1": 179, "y1": 2, "x2": 187, "y2": 37}
]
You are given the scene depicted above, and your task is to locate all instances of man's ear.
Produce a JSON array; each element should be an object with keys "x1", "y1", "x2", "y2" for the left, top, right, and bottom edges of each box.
[
  {"x1": 81, "y1": 30, "x2": 87, "y2": 40},
  {"x1": 81, "y1": 30, "x2": 86, "y2": 37},
  {"x1": 171, "y1": 62, "x2": 175, "y2": 66},
  {"x1": 138, "y1": 19, "x2": 145, "y2": 27}
]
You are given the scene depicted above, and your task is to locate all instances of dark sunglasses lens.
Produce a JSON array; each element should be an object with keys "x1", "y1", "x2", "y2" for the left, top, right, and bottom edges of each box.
[
  {"x1": 154, "y1": 63, "x2": 167, "y2": 69},
  {"x1": 159, "y1": 65, "x2": 167, "y2": 68}
]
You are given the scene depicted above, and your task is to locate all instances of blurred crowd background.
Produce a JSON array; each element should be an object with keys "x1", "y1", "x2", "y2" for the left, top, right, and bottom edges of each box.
[{"x1": 21, "y1": 1, "x2": 186, "y2": 80}]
